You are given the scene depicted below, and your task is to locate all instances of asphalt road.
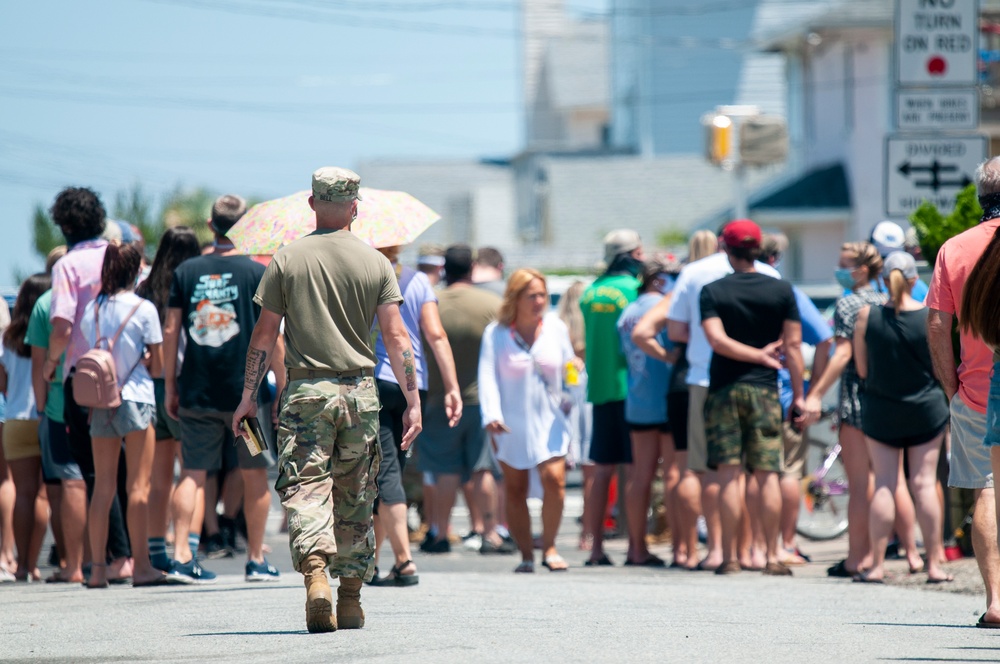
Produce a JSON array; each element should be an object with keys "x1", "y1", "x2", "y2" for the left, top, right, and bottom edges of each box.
[{"x1": 3, "y1": 491, "x2": 998, "y2": 663}]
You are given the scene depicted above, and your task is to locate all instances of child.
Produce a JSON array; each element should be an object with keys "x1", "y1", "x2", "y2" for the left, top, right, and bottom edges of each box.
[{"x1": 78, "y1": 242, "x2": 165, "y2": 588}]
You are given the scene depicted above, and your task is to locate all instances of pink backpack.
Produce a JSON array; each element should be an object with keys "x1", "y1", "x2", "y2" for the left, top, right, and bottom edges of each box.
[{"x1": 72, "y1": 300, "x2": 143, "y2": 410}]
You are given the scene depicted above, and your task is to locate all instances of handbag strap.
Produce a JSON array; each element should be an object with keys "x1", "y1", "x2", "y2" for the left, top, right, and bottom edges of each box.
[{"x1": 96, "y1": 298, "x2": 144, "y2": 352}]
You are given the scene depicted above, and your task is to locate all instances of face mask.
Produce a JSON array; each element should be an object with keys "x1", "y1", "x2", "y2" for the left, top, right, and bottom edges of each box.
[{"x1": 834, "y1": 267, "x2": 856, "y2": 290}]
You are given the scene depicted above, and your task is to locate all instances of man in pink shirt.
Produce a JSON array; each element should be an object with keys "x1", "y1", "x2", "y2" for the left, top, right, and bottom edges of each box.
[
  {"x1": 927, "y1": 156, "x2": 1000, "y2": 629},
  {"x1": 43, "y1": 187, "x2": 133, "y2": 584}
]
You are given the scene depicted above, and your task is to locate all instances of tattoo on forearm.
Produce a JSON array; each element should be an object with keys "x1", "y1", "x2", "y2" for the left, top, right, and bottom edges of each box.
[
  {"x1": 245, "y1": 347, "x2": 268, "y2": 400},
  {"x1": 402, "y1": 349, "x2": 417, "y2": 392}
]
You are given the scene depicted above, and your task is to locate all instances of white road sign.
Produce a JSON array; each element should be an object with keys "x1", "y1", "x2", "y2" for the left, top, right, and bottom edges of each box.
[
  {"x1": 885, "y1": 135, "x2": 987, "y2": 217},
  {"x1": 896, "y1": 89, "x2": 979, "y2": 130},
  {"x1": 895, "y1": 0, "x2": 978, "y2": 87}
]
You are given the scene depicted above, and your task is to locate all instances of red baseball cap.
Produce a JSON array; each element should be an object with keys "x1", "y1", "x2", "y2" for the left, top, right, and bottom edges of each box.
[{"x1": 721, "y1": 219, "x2": 761, "y2": 249}]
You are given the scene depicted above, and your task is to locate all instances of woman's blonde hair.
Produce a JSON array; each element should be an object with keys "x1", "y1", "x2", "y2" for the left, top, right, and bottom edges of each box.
[
  {"x1": 887, "y1": 269, "x2": 911, "y2": 309},
  {"x1": 557, "y1": 280, "x2": 586, "y2": 356},
  {"x1": 688, "y1": 230, "x2": 717, "y2": 262},
  {"x1": 498, "y1": 268, "x2": 547, "y2": 326},
  {"x1": 841, "y1": 241, "x2": 883, "y2": 284}
]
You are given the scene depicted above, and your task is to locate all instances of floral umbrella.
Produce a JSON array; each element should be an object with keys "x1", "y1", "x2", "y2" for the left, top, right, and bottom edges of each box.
[{"x1": 227, "y1": 188, "x2": 440, "y2": 257}]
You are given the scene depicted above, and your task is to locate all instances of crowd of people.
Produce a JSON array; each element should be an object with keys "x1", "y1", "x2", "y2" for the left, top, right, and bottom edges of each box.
[{"x1": 3, "y1": 158, "x2": 1000, "y2": 633}]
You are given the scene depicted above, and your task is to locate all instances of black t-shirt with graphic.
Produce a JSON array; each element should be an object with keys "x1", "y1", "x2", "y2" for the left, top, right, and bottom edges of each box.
[
  {"x1": 699, "y1": 271, "x2": 799, "y2": 392},
  {"x1": 168, "y1": 254, "x2": 266, "y2": 411}
]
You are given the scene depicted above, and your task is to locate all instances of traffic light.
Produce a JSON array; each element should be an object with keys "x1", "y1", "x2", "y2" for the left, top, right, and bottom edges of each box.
[{"x1": 703, "y1": 114, "x2": 733, "y2": 165}]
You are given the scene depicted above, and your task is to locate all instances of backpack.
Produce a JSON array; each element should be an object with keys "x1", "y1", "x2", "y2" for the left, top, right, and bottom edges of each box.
[{"x1": 72, "y1": 299, "x2": 144, "y2": 410}]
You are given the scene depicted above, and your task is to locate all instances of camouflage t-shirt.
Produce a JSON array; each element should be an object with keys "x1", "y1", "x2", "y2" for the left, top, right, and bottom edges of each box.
[{"x1": 255, "y1": 229, "x2": 402, "y2": 372}]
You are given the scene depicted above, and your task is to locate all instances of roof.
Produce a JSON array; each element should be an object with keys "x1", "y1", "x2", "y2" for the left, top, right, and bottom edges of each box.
[
  {"x1": 754, "y1": 162, "x2": 850, "y2": 209},
  {"x1": 758, "y1": 0, "x2": 892, "y2": 50}
]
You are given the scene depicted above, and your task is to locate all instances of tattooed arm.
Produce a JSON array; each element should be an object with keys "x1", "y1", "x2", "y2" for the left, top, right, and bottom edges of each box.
[
  {"x1": 376, "y1": 301, "x2": 422, "y2": 449},
  {"x1": 231, "y1": 308, "x2": 283, "y2": 439}
]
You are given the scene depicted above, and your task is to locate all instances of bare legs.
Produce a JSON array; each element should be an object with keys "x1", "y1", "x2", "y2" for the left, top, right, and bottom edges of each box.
[
  {"x1": 840, "y1": 424, "x2": 873, "y2": 573},
  {"x1": 501, "y1": 458, "x2": 566, "y2": 568},
  {"x1": 718, "y1": 464, "x2": 782, "y2": 567},
  {"x1": 585, "y1": 463, "x2": 616, "y2": 563},
  {"x1": 241, "y1": 467, "x2": 270, "y2": 564},
  {"x1": 171, "y1": 468, "x2": 207, "y2": 564},
  {"x1": 866, "y1": 434, "x2": 947, "y2": 582},
  {"x1": 89, "y1": 425, "x2": 160, "y2": 587},
  {"x1": 673, "y1": 452, "x2": 701, "y2": 569},
  {"x1": 0, "y1": 435, "x2": 15, "y2": 573},
  {"x1": 148, "y1": 439, "x2": 178, "y2": 542},
  {"x1": 9, "y1": 456, "x2": 46, "y2": 581}
]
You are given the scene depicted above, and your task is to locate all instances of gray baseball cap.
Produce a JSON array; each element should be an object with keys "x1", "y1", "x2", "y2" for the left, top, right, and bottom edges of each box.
[{"x1": 883, "y1": 250, "x2": 917, "y2": 280}]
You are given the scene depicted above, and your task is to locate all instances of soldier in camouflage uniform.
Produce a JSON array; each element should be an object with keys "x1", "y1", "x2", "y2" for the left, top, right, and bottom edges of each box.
[
  {"x1": 697, "y1": 219, "x2": 805, "y2": 578},
  {"x1": 233, "y1": 167, "x2": 422, "y2": 634}
]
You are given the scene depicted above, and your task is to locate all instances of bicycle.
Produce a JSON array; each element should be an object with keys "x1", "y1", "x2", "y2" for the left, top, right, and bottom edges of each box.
[{"x1": 796, "y1": 407, "x2": 850, "y2": 541}]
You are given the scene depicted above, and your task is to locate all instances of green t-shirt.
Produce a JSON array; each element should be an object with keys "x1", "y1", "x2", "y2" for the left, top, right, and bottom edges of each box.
[
  {"x1": 426, "y1": 285, "x2": 501, "y2": 406},
  {"x1": 580, "y1": 273, "x2": 640, "y2": 405},
  {"x1": 25, "y1": 290, "x2": 64, "y2": 423},
  {"x1": 255, "y1": 229, "x2": 403, "y2": 371}
]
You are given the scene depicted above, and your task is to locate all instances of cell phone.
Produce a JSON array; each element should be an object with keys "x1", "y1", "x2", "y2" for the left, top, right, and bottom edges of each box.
[
  {"x1": 240, "y1": 416, "x2": 266, "y2": 457},
  {"x1": 790, "y1": 407, "x2": 805, "y2": 434}
]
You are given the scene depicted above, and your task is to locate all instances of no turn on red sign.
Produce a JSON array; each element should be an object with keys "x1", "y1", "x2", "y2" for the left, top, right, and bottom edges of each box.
[{"x1": 895, "y1": 0, "x2": 979, "y2": 87}]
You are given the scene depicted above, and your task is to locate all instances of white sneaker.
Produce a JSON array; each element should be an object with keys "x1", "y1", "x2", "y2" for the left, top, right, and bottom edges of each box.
[{"x1": 462, "y1": 532, "x2": 483, "y2": 551}]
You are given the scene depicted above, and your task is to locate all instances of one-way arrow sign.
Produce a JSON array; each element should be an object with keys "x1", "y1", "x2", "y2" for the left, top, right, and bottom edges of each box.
[
  {"x1": 885, "y1": 135, "x2": 986, "y2": 217},
  {"x1": 897, "y1": 159, "x2": 973, "y2": 191}
]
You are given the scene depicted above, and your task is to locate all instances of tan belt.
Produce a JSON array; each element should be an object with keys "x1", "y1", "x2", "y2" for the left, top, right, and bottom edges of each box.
[{"x1": 287, "y1": 367, "x2": 373, "y2": 381}]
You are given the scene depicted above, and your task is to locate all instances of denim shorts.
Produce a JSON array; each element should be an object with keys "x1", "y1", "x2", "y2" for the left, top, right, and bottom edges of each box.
[
  {"x1": 984, "y1": 363, "x2": 1000, "y2": 450},
  {"x1": 90, "y1": 400, "x2": 155, "y2": 439}
]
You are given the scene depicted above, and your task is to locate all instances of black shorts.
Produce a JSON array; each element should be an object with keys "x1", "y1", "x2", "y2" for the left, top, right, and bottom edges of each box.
[
  {"x1": 373, "y1": 379, "x2": 427, "y2": 513},
  {"x1": 590, "y1": 400, "x2": 632, "y2": 465},
  {"x1": 666, "y1": 391, "x2": 689, "y2": 452},
  {"x1": 627, "y1": 421, "x2": 669, "y2": 434}
]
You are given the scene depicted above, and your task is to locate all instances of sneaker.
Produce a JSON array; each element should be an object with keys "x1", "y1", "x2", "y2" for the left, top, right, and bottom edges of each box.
[
  {"x1": 202, "y1": 533, "x2": 233, "y2": 560},
  {"x1": 418, "y1": 530, "x2": 437, "y2": 553},
  {"x1": 462, "y1": 532, "x2": 483, "y2": 551},
  {"x1": 423, "y1": 538, "x2": 451, "y2": 554},
  {"x1": 219, "y1": 515, "x2": 246, "y2": 555},
  {"x1": 245, "y1": 559, "x2": 281, "y2": 582},
  {"x1": 480, "y1": 537, "x2": 516, "y2": 555},
  {"x1": 165, "y1": 558, "x2": 217, "y2": 585},
  {"x1": 0, "y1": 564, "x2": 15, "y2": 583}
]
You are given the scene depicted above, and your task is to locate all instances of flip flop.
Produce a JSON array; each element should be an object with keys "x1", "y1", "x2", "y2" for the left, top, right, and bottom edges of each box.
[
  {"x1": 925, "y1": 575, "x2": 954, "y2": 585},
  {"x1": 584, "y1": 554, "x2": 614, "y2": 567},
  {"x1": 852, "y1": 571, "x2": 886, "y2": 584},
  {"x1": 624, "y1": 555, "x2": 666, "y2": 568},
  {"x1": 541, "y1": 555, "x2": 569, "y2": 572},
  {"x1": 827, "y1": 560, "x2": 859, "y2": 578},
  {"x1": 694, "y1": 559, "x2": 719, "y2": 572},
  {"x1": 514, "y1": 561, "x2": 535, "y2": 573},
  {"x1": 108, "y1": 577, "x2": 133, "y2": 585},
  {"x1": 977, "y1": 613, "x2": 1000, "y2": 629}
]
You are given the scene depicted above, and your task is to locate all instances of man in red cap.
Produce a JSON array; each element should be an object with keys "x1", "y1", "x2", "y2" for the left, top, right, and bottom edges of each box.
[{"x1": 698, "y1": 220, "x2": 806, "y2": 576}]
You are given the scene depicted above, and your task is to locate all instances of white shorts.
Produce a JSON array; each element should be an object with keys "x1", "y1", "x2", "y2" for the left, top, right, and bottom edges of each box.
[{"x1": 948, "y1": 394, "x2": 994, "y2": 490}]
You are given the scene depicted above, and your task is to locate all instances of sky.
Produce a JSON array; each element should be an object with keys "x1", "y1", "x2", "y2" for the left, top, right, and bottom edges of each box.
[{"x1": 0, "y1": 0, "x2": 607, "y2": 285}]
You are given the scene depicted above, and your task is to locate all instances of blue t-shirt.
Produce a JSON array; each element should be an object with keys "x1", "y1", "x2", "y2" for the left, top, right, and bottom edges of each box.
[
  {"x1": 617, "y1": 292, "x2": 673, "y2": 425},
  {"x1": 374, "y1": 267, "x2": 437, "y2": 391},
  {"x1": 779, "y1": 285, "x2": 834, "y2": 416}
]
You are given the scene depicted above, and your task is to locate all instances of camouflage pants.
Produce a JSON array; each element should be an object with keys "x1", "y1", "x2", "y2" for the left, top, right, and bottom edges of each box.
[{"x1": 274, "y1": 376, "x2": 382, "y2": 581}]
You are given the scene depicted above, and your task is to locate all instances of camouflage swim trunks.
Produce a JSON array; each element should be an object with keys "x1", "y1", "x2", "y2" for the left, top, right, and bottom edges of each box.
[
  {"x1": 705, "y1": 382, "x2": 783, "y2": 473},
  {"x1": 274, "y1": 375, "x2": 382, "y2": 581}
]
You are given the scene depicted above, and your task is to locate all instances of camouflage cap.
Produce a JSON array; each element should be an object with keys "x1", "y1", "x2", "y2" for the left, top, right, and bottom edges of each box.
[{"x1": 312, "y1": 167, "x2": 362, "y2": 202}]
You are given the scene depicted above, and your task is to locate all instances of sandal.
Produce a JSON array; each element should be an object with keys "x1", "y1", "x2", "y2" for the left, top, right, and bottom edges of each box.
[
  {"x1": 541, "y1": 555, "x2": 569, "y2": 572},
  {"x1": 368, "y1": 560, "x2": 419, "y2": 587},
  {"x1": 826, "y1": 559, "x2": 859, "y2": 578},
  {"x1": 584, "y1": 554, "x2": 614, "y2": 567},
  {"x1": 624, "y1": 554, "x2": 666, "y2": 568},
  {"x1": 514, "y1": 560, "x2": 535, "y2": 573}
]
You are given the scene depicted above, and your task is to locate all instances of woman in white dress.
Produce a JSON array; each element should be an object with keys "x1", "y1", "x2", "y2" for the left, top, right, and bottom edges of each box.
[{"x1": 479, "y1": 269, "x2": 579, "y2": 573}]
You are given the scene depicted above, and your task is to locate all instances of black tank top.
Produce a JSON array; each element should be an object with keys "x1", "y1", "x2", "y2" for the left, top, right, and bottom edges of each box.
[{"x1": 861, "y1": 306, "x2": 948, "y2": 443}]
